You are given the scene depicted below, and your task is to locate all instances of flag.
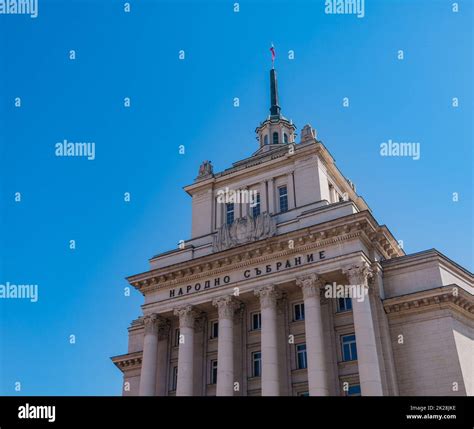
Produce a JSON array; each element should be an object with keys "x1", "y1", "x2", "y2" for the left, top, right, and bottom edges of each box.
[{"x1": 270, "y1": 44, "x2": 276, "y2": 62}]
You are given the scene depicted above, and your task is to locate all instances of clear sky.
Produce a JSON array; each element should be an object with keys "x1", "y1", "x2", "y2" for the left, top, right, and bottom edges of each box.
[{"x1": 0, "y1": 0, "x2": 472, "y2": 395}]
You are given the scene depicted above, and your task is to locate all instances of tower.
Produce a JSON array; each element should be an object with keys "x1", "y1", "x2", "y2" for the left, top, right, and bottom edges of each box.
[{"x1": 255, "y1": 68, "x2": 297, "y2": 153}]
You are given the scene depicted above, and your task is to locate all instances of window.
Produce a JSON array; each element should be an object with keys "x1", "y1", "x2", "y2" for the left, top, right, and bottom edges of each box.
[
  {"x1": 347, "y1": 384, "x2": 361, "y2": 396},
  {"x1": 252, "y1": 193, "x2": 261, "y2": 218},
  {"x1": 252, "y1": 352, "x2": 262, "y2": 377},
  {"x1": 284, "y1": 133, "x2": 288, "y2": 143},
  {"x1": 278, "y1": 186, "x2": 288, "y2": 212},
  {"x1": 210, "y1": 321, "x2": 218, "y2": 339},
  {"x1": 337, "y1": 297, "x2": 352, "y2": 312},
  {"x1": 226, "y1": 203, "x2": 234, "y2": 225},
  {"x1": 171, "y1": 366, "x2": 178, "y2": 390},
  {"x1": 174, "y1": 328, "x2": 180, "y2": 347},
  {"x1": 251, "y1": 312, "x2": 261, "y2": 330},
  {"x1": 296, "y1": 343, "x2": 307, "y2": 369},
  {"x1": 273, "y1": 132, "x2": 279, "y2": 144},
  {"x1": 264, "y1": 134, "x2": 269, "y2": 145},
  {"x1": 210, "y1": 360, "x2": 218, "y2": 384},
  {"x1": 294, "y1": 303, "x2": 305, "y2": 321},
  {"x1": 341, "y1": 334, "x2": 358, "y2": 361}
]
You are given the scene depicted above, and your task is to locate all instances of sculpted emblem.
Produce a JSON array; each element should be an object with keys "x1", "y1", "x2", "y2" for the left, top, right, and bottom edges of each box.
[{"x1": 213, "y1": 212, "x2": 277, "y2": 251}]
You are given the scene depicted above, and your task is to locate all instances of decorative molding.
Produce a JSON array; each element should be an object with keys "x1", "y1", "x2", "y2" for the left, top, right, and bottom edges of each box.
[
  {"x1": 383, "y1": 286, "x2": 474, "y2": 317},
  {"x1": 130, "y1": 213, "x2": 402, "y2": 295},
  {"x1": 111, "y1": 351, "x2": 142, "y2": 372}
]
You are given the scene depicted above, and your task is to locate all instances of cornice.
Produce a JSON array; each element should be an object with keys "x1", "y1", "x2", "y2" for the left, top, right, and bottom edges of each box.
[
  {"x1": 128, "y1": 211, "x2": 403, "y2": 295},
  {"x1": 382, "y1": 249, "x2": 474, "y2": 283},
  {"x1": 383, "y1": 286, "x2": 474, "y2": 318},
  {"x1": 111, "y1": 351, "x2": 142, "y2": 372}
]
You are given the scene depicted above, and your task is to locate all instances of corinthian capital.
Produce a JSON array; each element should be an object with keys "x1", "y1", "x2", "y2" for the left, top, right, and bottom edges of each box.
[
  {"x1": 254, "y1": 285, "x2": 281, "y2": 309},
  {"x1": 173, "y1": 305, "x2": 198, "y2": 329},
  {"x1": 296, "y1": 273, "x2": 325, "y2": 299},
  {"x1": 342, "y1": 262, "x2": 373, "y2": 286},
  {"x1": 212, "y1": 295, "x2": 239, "y2": 320},
  {"x1": 143, "y1": 313, "x2": 166, "y2": 335}
]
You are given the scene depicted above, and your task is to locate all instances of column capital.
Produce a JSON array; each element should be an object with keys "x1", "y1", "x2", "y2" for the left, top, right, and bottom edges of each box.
[
  {"x1": 173, "y1": 305, "x2": 198, "y2": 329},
  {"x1": 254, "y1": 285, "x2": 281, "y2": 309},
  {"x1": 143, "y1": 313, "x2": 168, "y2": 335},
  {"x1": 342, "y1": 262, "x2": 373, "y2": 287},
  {"x1": 296, "y1": 273, "x2": 325, "y2": 299},
  {"x1": 212, "y1": 295, "x2": 239, "y2": 320}
]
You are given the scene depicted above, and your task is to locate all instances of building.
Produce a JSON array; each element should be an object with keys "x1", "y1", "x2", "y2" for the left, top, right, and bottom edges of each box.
[{"x1": 111, "y1": 68, "x2": 474, "y2": 397}]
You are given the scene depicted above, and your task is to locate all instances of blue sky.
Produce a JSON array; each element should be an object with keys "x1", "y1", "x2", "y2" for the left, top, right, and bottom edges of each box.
[{"x1": 0, "y1": 0, "x2": 472, "y2": 395}]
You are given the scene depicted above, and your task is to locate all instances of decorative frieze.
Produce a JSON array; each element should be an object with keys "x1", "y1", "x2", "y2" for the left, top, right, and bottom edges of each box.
[
  {"x1": 130, "y1": 213, "x2": 403, "y2": 296},
  {"x1": 111, "y1": 351, "x2": 142, "y2": 371},
  {"x1": 384, "y1": 286, "x2": 474, "y2": 316}
]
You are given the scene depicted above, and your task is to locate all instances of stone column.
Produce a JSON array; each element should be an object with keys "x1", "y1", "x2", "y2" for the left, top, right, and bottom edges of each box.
[
  {"x1": 139, "y1": 314, "x2": 161, "y2": 396},
  {"x1": 255, "y1": 285, "x2": 281, "y2": 396},
  {"x1": 296, "y1": 274, "x2": 329, "y2": 396},
  {"x1": 287, "y1": 172, "x2": 295, "y2": 210},
  {"x1": 343, "y1": 262, "x2": 383, "y2": 396},
  {"x1": 268, "y1": 178, "x2": 276, "y2": 213},
  {"x1": 155, "y1": 320, "x2": 171, "y2": 396},
  {"x1": 174, "y1": 305, "x2": 197, "y2": 396},
  {"x1": 213, "y1": 295, "x2": 238, "y2": 396}
]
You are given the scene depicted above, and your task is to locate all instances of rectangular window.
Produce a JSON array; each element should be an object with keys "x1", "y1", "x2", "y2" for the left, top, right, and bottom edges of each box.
[
  {"x1": 337, "y1": 297, "x2": 352, "y2": 312},
  {"x1": 252, "y1": 193, "x2": 261, "y2": 218},
  {"x1": 226, "y1": 203, "x2": 234, "y2": 224},
  {"x1": 296, "y1": 343, "x2": 307, "y2": 369},
  {"x1": 252, "y1": 352, "x2": 262, "y2": 377},
  {"x1": 347, "y1": 384, "x2": 361, "y2": 396},
  {"x1": 174, "y1": 328, "x2": 180, "y2": 347},
  {"x1": 210, "y1": 360, "x2": 218, "y2": 384},
  {"x1": 171, "y1": 366, "x2": 178, "y2": 390},
  {"x1": 251, "y1": 312, "x2": 262, "y2": 330},
  {"x1": 294, "y1": 303, "x2": 305, "y2": 321},
  {"x1": 210, "y1": 320, "x2": 218, "y2": 339},
  {"x1": 279, "y1": 186, "x2": 288, "y2": 212},
  {"x1": 341, "y1": 334, "x2": 358, "y2": 362}
]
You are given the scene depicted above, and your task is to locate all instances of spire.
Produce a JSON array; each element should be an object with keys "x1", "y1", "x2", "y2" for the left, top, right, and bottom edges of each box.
[{"x1": 269, "y1": 68, "x2": 281, "y2": 117}]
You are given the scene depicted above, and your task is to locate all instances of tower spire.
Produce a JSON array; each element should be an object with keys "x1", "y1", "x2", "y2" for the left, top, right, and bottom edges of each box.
[{"x1": 269, "y1": 68, "x2": 281, "y2": 117}]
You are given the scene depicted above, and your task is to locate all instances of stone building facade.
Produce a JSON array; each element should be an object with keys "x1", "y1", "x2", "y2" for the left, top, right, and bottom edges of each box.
[{"x1": 112, "y1": 69, "x2": 473, "y2": 396}]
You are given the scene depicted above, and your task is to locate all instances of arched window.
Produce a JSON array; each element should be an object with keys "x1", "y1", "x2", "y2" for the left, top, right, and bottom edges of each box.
[
  {"x1": 284, "y1": 133, "x2": 288, "y2": 143},
  {"x1": 273, "y1": 132, "x2": 279, "y2": 144},
  {"x1": 263, "y1": 135, "x2": 269, "y2": 145}
]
